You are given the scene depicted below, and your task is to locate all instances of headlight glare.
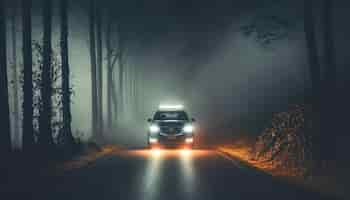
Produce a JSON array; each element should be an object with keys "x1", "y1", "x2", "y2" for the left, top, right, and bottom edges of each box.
[
  {"x1": 185, "y1": 137, "x2": 194, "y2": 143},
  {"x1": 149, "y1": 137, "x2": 158, "y2": 143},
  {"x1": 183, "y1": 124, "x2": 194, "y2": 133},
  {"x1": 149, "y1": 124, "x2": 160, "y2": 133}
]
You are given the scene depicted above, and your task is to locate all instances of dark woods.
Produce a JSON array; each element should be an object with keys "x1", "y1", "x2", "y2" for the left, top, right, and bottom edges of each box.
[
  {"x1": 1, "y1": 0, "x2": 124, "y2": 158},
  {"x1": 304, "y1": 0, "x2": 337, "y2": 162},
  {"x1": 0, "y1": 0, "x2": 345, "y2": 165},
  {"x1": 243, "y1": 0, "x2": 340, "y2": 163},
  {"x1": 1, "y1": 0, "x2": 76, "y2": 157},
  {"x1": 0, "y1": 0, "x2": 11, "y2": 154}
]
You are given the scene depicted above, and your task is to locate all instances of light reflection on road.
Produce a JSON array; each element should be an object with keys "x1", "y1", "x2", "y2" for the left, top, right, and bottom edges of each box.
[
  {"x1": 126, "y1": 149, "x2": 210, "y2": 200},
  {"x1": 179, "y1": 149, "x2": 196, "y2": 199},
  {"x1": 141, "y1": 149, "x2": 163, "y2": 200}
]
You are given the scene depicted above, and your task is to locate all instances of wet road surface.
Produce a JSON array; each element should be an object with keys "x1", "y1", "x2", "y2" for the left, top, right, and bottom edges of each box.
[{"x1": 10, "y1": 149, "x2": 334, "y2": 200}]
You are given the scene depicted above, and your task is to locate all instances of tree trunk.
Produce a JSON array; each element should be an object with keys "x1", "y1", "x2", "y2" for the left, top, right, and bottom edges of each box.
[
  {"x1": 0, "y1": 0, "x2": 12, "y2": 153},
  {"x1": 134, "y1": 64, "x2": 139, "y2": 116},
  {"x1": 117, "y1": 24, "x2": 124, "y2": 118},
  {"x1": 89, "y1": 0, "x2": 98, "y2": 138},
  {"x1": 22, "y1": 0, "x2": 35, "y2": 150},
  {"x1": 60, "y1": 0, "x2": 74, "y2": 147},
  {"x1": 106, "y1": 13, "x2": 112, "y2": 130},
  {"x1": 322, "y1": 0, "x2": 336, "y2": 160},
  {"x1": 322, "y1": 0, "x2": 335, "y2": 92},
  {"x1": 96, "y1": 4, "x2": 103, "y2": 136},
  {"x1": 303, "y1": 0, "x2": 322, "y2": 161},
  {"x1": 111, "y1": 75, "x2": 118, "y2": 121},
  {"x1": 39, "y1": 0, "x2": 54, "y2": 148},
  {"x1": 11, "y1": 3, "x2": 20, "y2": 148}
]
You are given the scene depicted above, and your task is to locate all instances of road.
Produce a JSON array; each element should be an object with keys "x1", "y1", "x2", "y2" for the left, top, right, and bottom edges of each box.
[{"x1": 9, "y1": 149, "x2": 333, "y2": 200}]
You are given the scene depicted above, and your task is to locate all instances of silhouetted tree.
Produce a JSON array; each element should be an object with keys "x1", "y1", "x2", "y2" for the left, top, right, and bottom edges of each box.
[
  {"x1": 22, "y1": 0, "x2": 35, "y2": 150},
  {"x1": 303, "y1": 0, "x2": 322, "y2": 162},
  {"x1": 240, "y1": 0, "x2": 327, "y2": 162},
  {"x1": 322, "y1": 2, "x2": 335, "y2": 90},
  {"x1": 117, "y1": 23, "x2": 124, "y2": 117},
  {"x1": 89, "y1": 0, "x2": 98, "y2": 137},
  {"x1": 96, "y1": 3, "x2": 103, "y2": 137},
  {"x1": 11, "y1": 1, "x2": 20, "y2": 147},
  {"x1": 106, "y1": 10, "x2": 113, "y2": 130},
  {"x1": 60, "y1": 0, "x2": 75, "y2": 147},
  {"x1": 0, "y1": 0, "x2": 12, "y2": 153},
  {"x1": 39, "y1": 0, "x2": 54, "y2": 148},
  {"x1": 321, "y1": 0, "x2": 336, "y2": 161}
]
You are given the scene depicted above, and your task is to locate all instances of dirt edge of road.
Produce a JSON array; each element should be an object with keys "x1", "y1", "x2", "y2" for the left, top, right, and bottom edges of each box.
[
  {"x1": 52, "y1": 145, "x2": 122, "y2": 173},
  {"x1": 216, "y1": 145, "x2": 347, "y2": 200}
]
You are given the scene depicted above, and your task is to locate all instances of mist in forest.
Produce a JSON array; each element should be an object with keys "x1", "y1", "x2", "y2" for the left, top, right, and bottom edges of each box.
[{"x1": 3, "y1": 0, "x2": 350, "y2": 148}]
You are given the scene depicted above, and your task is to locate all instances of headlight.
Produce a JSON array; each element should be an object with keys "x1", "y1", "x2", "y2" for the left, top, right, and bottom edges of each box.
[
  {"x1": 149, "y1": 124, "x2": 160, "y2": 133},
  {"x1": 185, "y1": 137, "x2": 193, "y2": 143},
  {"x1": 183, "y1": 124, "x2": 194, "y2": 133},
  {"x1": 149, "y1": 137, "x2": 158, "y2": 143}
]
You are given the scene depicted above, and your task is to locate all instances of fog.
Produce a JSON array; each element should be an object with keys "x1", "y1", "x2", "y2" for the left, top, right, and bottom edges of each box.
[
  {"x1": 6, "y1": 0, "x2": 350, "y2": 147},
  {"x1": 68, "y1": 0, "x2": 308, "y2": 145}
]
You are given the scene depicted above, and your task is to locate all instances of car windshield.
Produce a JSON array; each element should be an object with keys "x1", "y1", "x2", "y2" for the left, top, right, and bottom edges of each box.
[{"x1": 153, "y1": 111, "x2": 189, "y2": 120}]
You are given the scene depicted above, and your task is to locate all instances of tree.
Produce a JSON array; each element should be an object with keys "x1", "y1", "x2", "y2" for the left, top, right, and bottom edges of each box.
[
  {"x1": 60, "y1": 0, "x2": 75, "y2": 147},
  {"x1": 22, "y1": 0, "x2": 35, "y2": 150},
  {"x1": 322, "y1": 2, "x2": 336, "y2": 92},
  {"x1": 11, "y1": 1, "x2": 20, "y2": 148},
  {"x1": 0, "y1": 0, "x2": 12, "y2": 153},
  {"x1": 321, "y1": 0, "x2": 336, "y2": 161},
  {"x1": 96, "y1": 3, "x2": 103, "y2": 136},
  {"x1": 39, "y1": 0, "x2": 54, "y2": 148},
  {"x1": 30, "y1": 41, "x2": 72, "y2": 146},
  {"x1": 89, "y1": 0, "x2": 98, "y2": 137},
  {"x1": 106, "y1": 10, "x2": 113, "y2": 130},
  {"x1": 117, "y1": 23, "x2": 124, "y2": 118},
  {"x1": 303, "y1": 0, "x2": 323, "y2": 162}
]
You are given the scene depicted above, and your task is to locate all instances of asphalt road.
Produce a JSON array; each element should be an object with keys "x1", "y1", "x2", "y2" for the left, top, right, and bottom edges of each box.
[{"x1": 9, "y1": 149, "x2": 334, "y2": 200}]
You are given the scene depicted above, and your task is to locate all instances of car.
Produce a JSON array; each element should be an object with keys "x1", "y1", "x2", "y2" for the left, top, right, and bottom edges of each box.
[{"x1": 147, "y1": 105, "x2": 195, "y2": 149}]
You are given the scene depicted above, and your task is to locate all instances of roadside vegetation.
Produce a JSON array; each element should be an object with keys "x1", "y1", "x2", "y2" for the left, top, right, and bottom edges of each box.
[{"x1": 218, "y1": 104, "x2": 349, "y2": 200}]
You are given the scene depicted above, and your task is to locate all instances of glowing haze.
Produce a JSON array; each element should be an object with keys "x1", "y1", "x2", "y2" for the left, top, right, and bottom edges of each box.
[{"x1": 6, "y1": 0, "x2": 350, "y2": 147}]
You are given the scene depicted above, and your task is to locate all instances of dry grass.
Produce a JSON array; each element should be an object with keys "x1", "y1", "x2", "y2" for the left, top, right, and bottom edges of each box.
[
  {"x1": 217, "y1": 139, "x2": 349, "y2": 200},
  {"x1": 217, "y1": 138, "x2": 287, "y2": 175},
  {"x1": 218, "y1": 143, "x2": 303, "y2": 177},
  {"x1": 54, "y1": 145, "x2": 121, "y2": 172}
]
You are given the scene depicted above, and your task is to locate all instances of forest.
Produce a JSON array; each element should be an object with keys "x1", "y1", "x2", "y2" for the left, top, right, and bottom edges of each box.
[
  {"x1": 1, "y1": 1, "x2": 350, "y2": 199},
  {"x1": 0, "y1": 0, "x2": 348, "y2": 159}
]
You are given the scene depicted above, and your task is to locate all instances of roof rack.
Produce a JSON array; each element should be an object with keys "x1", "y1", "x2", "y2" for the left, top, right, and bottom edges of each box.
[{"x1": 158, "y1": 104, "x2": 184, "y2": 111}]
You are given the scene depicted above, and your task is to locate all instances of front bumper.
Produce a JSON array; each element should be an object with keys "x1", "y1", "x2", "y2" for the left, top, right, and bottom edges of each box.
[{"x1": 149, "y1": 134, "x2": 193, "y2": 147}]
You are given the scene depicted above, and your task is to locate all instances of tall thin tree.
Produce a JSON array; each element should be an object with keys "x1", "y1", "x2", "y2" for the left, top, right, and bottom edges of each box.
[
  {"x1": 303, "y1": 0, "x2": 322, "y2": 160},
  {"x1": 39, "y1": 0, "x2": 54, "y2": 148},
  {"x1": 60, "y1": 0, "x2": 74, "y2": 147},
  {"x1": 106, "y1": 10, "x2": 113, "y2": 130},
  {"x1": 96, "y1": 3, "x2": 103, "y2": 136},
  {"x1": 12, "y1": 1, "x2": 20, "y2": 148},
  {"x1": 22, "y1": 0, "x2": 34, "y2": 150},
  {"x1": 322, "y1": 0, "x2": 335, "y2": 93},
  {"x1": 0, "y1": 0, "x2": 12, "y2": 153},
  {"x1": 89, "y1": 0, "x2": 98, "y2": 137},
  {"x1": 322, "y1": 0, "x2": 336, "y2": 160},
  {"x1": 117, "y1": 23, "x2": 124, "y2": 118}
]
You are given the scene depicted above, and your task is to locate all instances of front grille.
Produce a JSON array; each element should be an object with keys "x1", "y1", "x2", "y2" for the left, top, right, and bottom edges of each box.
[
  {"x1": 158, "y1": 122, "x2": 184, "y2": 135},
  {"x1": 160, "y1": 126, "x2": 182, "y2": 134}
]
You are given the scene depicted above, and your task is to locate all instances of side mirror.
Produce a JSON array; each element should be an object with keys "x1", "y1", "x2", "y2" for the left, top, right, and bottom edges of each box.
[
  {"x1": 191, "y1": 118, "x2": 196, "y2": 122},
  {"x1": 147, "y1": 118, "x2": 152, "y2": 123}
]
